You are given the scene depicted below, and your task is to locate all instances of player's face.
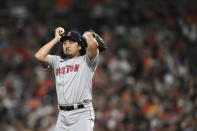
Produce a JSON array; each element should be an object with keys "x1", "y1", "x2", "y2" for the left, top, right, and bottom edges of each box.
[{"x1": 63, "y1": 40, "x2": 81, "y2": 58}]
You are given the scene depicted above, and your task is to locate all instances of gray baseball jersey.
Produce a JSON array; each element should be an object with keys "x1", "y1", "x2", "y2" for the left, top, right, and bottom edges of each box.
[{"x1": 47, "y1": 50, "x2": 99, "y2": 106}]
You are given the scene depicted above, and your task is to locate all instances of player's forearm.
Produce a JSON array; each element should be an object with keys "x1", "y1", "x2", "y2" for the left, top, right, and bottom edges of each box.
[
  {"x1": 35, "y1": 38, "x2": 59, "y2": 62},
  {"x1": 83, "y1": 33, "x2": 98, "y2": 59}
]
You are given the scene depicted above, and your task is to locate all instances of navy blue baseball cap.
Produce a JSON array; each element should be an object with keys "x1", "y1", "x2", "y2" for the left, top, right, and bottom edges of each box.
[{"x1": 60, "y1": 31, "x2": 82, "y2": 43}]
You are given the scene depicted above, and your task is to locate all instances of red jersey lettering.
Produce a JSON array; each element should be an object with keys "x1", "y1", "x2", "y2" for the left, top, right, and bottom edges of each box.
[
  {"x1": 70, "y1": 65, "x2": 73, "y2": 72},
  {"x1": 61, "y1": 67, "x2": 65, "y2": 74},
  {"x1": 66, "y1": 65, "x2": 70, "y2": 73},
  {"x1": 56, "y1": 68, "x2": 60, "y2": 76},
  {"x1": 74, "y1": 64, "x2": 79, "y2": 72}
]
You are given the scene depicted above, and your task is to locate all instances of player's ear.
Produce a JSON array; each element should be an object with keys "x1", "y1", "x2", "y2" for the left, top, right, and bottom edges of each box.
[{"x1": 78, "y1": 45, "x2": 82, "y2": 50}]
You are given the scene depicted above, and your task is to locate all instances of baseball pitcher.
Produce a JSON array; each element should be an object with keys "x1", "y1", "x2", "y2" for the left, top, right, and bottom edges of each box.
[{"x1": 35, "y1": 27, "x2": 106, "y2": 131}]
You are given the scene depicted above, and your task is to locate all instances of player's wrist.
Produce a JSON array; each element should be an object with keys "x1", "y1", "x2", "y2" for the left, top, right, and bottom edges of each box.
[{"x1": 54, "y1": 37, "x2": 60, "y2": 43}]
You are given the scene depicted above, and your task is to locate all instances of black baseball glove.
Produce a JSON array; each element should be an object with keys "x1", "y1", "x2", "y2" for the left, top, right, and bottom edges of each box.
[{"x1": 87, "y1": 29, "x2": 107, "y2": 52}]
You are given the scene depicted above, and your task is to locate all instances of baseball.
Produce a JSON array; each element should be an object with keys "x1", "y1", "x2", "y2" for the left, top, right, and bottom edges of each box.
[{"x1": 59, "y1": 27, "x2": 65, "y2": 35}]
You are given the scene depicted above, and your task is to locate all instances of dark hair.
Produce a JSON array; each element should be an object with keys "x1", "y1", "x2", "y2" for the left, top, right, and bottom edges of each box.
[{"x1": 59, "y1": 40, "x2": 87, "y2": 59}]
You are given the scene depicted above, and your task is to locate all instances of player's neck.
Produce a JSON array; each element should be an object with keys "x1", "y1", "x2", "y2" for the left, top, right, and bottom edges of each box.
[
  {"x1": 71, "y1": 54, "x2": 80, "y2": 59},
  {"x1": 65, "y1": 53, "x2": 80, "y2": 59}
]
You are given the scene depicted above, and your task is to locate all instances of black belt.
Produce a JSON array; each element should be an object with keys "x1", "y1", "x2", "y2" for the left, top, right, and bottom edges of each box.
[{"x1": 59, "y1": 104, "x2": 84, "y2": 111}]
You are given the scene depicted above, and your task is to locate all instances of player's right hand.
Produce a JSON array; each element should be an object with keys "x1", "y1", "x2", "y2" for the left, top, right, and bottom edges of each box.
[{"x1": 55, "y1": 27, "x2": 64, "y2": 41}]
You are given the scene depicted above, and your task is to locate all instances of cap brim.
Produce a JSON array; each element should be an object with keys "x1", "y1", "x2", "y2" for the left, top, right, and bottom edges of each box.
[{"x1": 60, "y1": 36, "x2": 76, "y2": 42}]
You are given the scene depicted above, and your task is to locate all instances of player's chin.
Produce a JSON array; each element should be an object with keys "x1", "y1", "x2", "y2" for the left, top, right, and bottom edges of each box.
[{"x1": 64, "y1": 53, "x2": 73, "y2": 58}]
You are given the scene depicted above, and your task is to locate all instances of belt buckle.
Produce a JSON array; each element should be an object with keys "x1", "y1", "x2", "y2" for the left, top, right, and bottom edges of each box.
[{"x1": 73, "y1": 104, "x2": 78, "y2": 110}]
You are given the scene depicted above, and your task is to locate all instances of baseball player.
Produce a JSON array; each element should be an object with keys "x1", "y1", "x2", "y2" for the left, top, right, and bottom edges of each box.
[{"x1": 35, "y1": 27, "x2": 105, "y2": 131}]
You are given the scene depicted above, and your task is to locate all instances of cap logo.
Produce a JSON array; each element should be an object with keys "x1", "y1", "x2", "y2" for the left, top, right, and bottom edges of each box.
[{"x1": 67, "y1": 31, "x2": 71, "y2": 36}]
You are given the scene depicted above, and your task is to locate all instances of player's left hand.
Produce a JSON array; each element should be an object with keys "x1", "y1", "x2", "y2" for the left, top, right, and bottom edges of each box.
[
  {"x1": 82, "y1": 32, "x2": 94, "y2": 40},
  {"x1": 83, "y1": 29, "x2": 107, "y2": 52}
]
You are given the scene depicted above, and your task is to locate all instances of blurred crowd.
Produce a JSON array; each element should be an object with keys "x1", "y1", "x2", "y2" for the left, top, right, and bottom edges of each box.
[{"x1": 0, "y1": 0, "x2": 197, "y2": 131}]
